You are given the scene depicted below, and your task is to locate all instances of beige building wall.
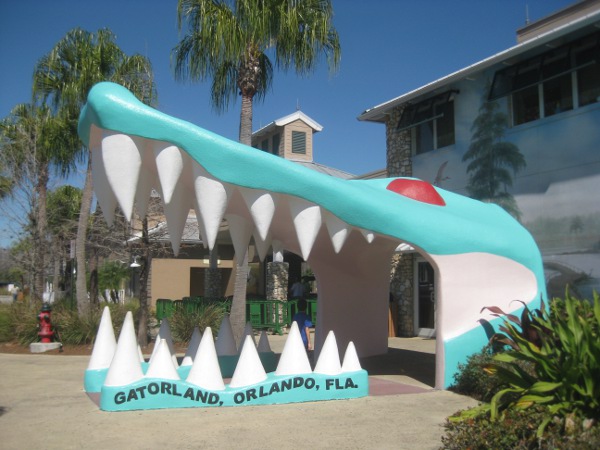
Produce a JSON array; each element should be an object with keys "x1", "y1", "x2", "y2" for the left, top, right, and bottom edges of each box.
[
  {"x1": 150, "y1": 258, "x2": 235, "y2": 310},
  {"x1": 283, "y1": 119, "x2": 313, "y2": 162}
]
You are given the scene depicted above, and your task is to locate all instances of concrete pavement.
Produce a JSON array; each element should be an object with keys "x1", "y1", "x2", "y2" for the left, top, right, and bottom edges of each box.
[{"x1": 0, "y1": 336, "x2": 476, "y2": 449}]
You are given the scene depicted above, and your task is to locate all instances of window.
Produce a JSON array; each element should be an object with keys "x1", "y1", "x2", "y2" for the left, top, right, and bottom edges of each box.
[
  {"x1": 260, "y1": 139, "x2": 269, "y2": 152},
  {"x1": 291, "y1": 131, "x2": 306, "y2": 154},
  {"x1": 272, "y1": 133, "x2": 280, "y2": 156},
  {"x1": 490, "y1": 32, "x2": 600, "y2": 126},
  {"x1": 398, "y1": 90, "x2": 456, "y2": 155}
]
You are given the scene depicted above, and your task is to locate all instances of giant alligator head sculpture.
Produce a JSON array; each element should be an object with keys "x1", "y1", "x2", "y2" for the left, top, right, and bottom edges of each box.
[{"x1": 78, "y1": 82, "x2": 546, "y2": 389}]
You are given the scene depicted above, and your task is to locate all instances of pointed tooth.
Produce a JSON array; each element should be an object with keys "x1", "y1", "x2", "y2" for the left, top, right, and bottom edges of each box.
[
  {"x1": 145, "y1": 339, "x2": 180, "y2": 380},
  {"x1": 288, "y1": 198, "x2": 322, "y2": 260},
  {"x1": 341, "y1": 341, "x2": 362, "y2": 372},
  {"x1": 215, "y1": 315, "x2": 237, "y2": 355},
  {"x1": 163, "y1": 186, "x2": 192, "y2": 256},
  {"x1": 253, "y1": 231, "x2": 271, "y2": 262},
  {"x1": 181, "y1": 326, "x2": 202, "y2": 367},
  {"x1": 153, "y1": 141, "x2": 183, "y2": 205},
  {"x1": 101, "y1": 132, "x2": 142, "y2": 221},
  {"x1": 132, "y1": 136, "x2": 158, "y2": 218},
  {"x1": 229, "y1": 336, "x2": 268, "y2": 388},
  {"x1": 87, "y1": 306, "x2": 116, "y2": 370},
  {"x1": 149, "y1": 319, "x2": 178, "y2": 368},
  {"x1": 314, "y1": 330, "x2": 342, "y2": 375},
  {"x1": 359, "y1": 228, "x2": 376, "y2": 244},
  {"x1": 138, "y1": 345, "x2": 145, "y2": 363},
  {"x1": 103, "y1": 312, "x2": 144, "y2": 386},
  {"x1": 225, "y1": 214, "x2": 253, "y2": 265},
  {"x1": 275, "y1": 321, "x2": 312, "y2": 375},
  {"x1": 91, "y1": 144, "x2": 117, "y2": 226},
  {"x1": 257, "y1": 331, "x2": 272, "y2": 353},
  {"x1": 323, "y1": 211, "x2": 351, "y2": 253},
  {"x1": 239, "y1": 188, "x2": 277, "y2": 241},
  {"x1": 193, "y1": 165, "x2": 231, "y2": 250},
  {"x1": 187, "y1": 327, "x2": 225, "y2": 390}
]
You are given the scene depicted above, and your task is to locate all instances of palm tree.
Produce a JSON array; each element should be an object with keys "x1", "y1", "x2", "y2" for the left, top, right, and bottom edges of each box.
[
  {"x1": 173, "y1": 0, "x2": 341, "y2": 339},
  {"x1": 463, "y1": 96, "x2": 526, "y2": 220},
  {"x1": 0, "y1": 104, "x2": 77, "y2": 301},
  {"x1": 33, "y1": 28, "x2": 156, "y2": 317}
]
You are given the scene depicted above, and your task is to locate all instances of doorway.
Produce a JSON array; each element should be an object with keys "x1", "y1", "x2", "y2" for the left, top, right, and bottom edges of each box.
[{"x1": 415, "y1": 259, "x2": 436, "y2": 337}]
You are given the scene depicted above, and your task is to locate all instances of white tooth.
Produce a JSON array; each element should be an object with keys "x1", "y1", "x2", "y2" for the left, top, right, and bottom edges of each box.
[
  {"x1": 163, "y1": 185, "x2": 192, "y2": 256},
  {"x1": 314, "y1": 330, "x2": 342, "y2": 375},
  {"x1": 323, "y1": 211, "x2": 351, "y2": 253},
  {"x1": 240, "y1": 188, "x2": 277, "y2": 241},
  {"x1": 103, "y1": 312, "x2": 144, "y2": 387},
  {"x1": 194, "y1": 202, "x2": 208, "y2": 249},
  {"x1": 275, "y1": 321, "x2": 312, "y2": 375},
  {"x1": 145, "y1": 339, "x2": 180, "y2": 380},
  {"x1": 229, "y1": 336, "x2": 268, "y2": 388},
  {"x1": 253, "y1": 231, "x2": 271, "y2": 262},
  {"x1": 193, "y1": 165, "x2": 231, "y2": 250},
  {"x1": 359, "y1": 228, "x2": 376, "y2": 244},
  {"x1": 225, "y1": 214, "x2": 253, "y2": 265},
  {"x1": 133, "y1": 136, "x2": 158, "y2": 218},
  {"x1": 215, "y1": 315, "x2": 237, "y2": 356},
  {"x1": 91, "y1": 145, "x2": 117, "y2": 226},
  {"x1": 138, "y1": 345, "x2": 145, "y2": 363},
  {"x1": 341, "y1": 341, "x2": 362, "y2": 373},
  {"x1": 187, "y1": 327, "x2": 225, "y2": 391},
  {"x1": 181, "y1": 326, "x2": 202, "y2": 367},
  {"x1": 395, "y1": 242, "x2": 415, "y2": 252},
  {"x1": 149, "y1": 319, "x2": 178, "y2": 368},
  {"x1": 257, "y1": 331, "x2": 272, "y2": 353},
  {"x1": 153, "y1": 141, "x2": 183, "y2": 204},
  {"x1": 288, "y1": 198, "x2": 322, "y2": 261},
  {"x1": 87, "y1": 306, "x2": 116, "y2": 371},
  {"x1": 101, "y1": 132, "x2": 142, "y2": 221}
]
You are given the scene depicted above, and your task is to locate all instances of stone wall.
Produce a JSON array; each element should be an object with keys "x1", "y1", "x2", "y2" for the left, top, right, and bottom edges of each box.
[
  {"x1": 386, "y1": 106, "x2": 416, "y2": 337},
  {"x1": 204, "y1": 268, "x2": 222, "y2": 300},
  {"x1": 266, "y1": 262, "x2": 289, "y2": 301}
]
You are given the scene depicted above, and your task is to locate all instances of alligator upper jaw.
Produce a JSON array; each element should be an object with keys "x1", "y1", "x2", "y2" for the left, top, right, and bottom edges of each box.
[{"x1": 89, "y1": 125, "x2": 404, "y2": 260}]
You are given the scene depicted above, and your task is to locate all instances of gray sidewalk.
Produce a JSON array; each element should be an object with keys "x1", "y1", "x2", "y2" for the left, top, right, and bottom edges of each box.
[{"x1": 0, "y1": 337, "x2": 476, "y2": 449}]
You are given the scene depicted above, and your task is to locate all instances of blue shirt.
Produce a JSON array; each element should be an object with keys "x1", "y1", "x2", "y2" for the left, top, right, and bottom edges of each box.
[{"x1": 293, "y1": 312, "x2": 313, "y2": 349}]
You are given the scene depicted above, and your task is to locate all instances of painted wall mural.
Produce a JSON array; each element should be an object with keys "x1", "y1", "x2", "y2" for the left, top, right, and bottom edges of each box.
[
  {"x1": 78, "y1": 82, "x2": 546, "y2": 389},
  {"x1": 414, "y1": 73, "x2": 600, "y2": 302}
]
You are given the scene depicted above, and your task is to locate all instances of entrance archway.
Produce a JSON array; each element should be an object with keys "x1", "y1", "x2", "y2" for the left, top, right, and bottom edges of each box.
[{"x1": 79, "y1": 82, "x2": 547, "y2": 389}]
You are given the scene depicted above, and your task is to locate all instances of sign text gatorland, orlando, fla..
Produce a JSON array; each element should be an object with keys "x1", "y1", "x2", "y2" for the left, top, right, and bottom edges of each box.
[{"x1": 101, "y1": 372, "x2": 367, "y2": 411}]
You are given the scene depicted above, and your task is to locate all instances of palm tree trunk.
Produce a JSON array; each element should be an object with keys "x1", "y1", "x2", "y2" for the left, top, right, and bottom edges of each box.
[
  {"x1": 76, "y1": 157, "x2": 94, "y2": 315},
  {"x1": 137, "y1": 217, "x2": 151, "y2": 347},
  {"x1": 34, "y1": 163, "x2": 49, "y2": 302},
  {"x1": 229, "y1": 93, "x2": 254, "y2": 341}
]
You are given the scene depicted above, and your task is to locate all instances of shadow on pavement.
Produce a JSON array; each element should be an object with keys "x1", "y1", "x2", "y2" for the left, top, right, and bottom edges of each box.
[{"x1": 361, "y1": 347, "x2": 436, "y2": 388}]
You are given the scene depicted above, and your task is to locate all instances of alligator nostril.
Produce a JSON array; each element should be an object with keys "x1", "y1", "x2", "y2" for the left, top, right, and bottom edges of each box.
[{"x1": 386, "y1": 178, "x2": 446, "y2": 206}]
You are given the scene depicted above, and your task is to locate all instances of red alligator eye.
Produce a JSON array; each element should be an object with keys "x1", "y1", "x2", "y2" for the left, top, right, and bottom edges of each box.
[{"x1": 386, "y1": 179, "x2": 446, "y2": 206}]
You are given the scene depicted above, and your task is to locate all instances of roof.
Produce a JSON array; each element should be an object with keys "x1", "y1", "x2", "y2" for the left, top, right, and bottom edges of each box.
[
  {"x1": 253, "y1": 110, "x2": 323, "y2": 139},
  {"x1": 290, "y1": 159, "x2": 355, "y2": 179},
  {"x1": 358, "y1": 7, "x2": 600, "y2": 123}
]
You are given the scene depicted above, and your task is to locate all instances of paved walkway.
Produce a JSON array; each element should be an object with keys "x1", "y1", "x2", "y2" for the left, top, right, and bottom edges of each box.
[{"x1": 0, "y1": 337, "x2": 476, "y2": 449}]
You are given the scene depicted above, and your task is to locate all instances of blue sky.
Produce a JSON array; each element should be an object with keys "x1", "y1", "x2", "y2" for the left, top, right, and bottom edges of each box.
[{"x1": 0, "y1": 0, "x2": 574, "y2": 244}]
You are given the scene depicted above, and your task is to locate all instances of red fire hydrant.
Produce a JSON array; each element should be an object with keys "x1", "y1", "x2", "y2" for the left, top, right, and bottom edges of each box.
[{"x1": 37, "y1": 304, "x2": 55, "y2": 343}]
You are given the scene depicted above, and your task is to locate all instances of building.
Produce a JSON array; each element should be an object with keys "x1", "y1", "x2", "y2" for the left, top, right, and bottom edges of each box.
[{"x1": 358, "y1": 0, "x2": 600, "y2": 337}]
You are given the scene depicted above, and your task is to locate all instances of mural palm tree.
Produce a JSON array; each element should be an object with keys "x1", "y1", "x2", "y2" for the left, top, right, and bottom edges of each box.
[
  {"x1": 33, "y1": 28, "x2": 156, "y2": 316},
  {"x1": 173, "y1": 0, "x2": 341, "y2": 339},
  {"x1": 463, "y1": 96, "x2": 526, "y2": 220}
]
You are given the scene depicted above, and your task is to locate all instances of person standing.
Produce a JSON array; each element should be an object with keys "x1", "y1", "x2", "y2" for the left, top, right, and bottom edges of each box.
[{"x1": 293, "y1": 298, "x2": 312, "y2": 351}]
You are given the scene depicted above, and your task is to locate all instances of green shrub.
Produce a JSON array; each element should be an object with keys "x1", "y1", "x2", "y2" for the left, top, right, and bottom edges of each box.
[
  {"x1": 169, "y1": 302, "x2": 227, "y2": 343},
  {"x1": 445, "y1": 293, "x2": 600, "y2": 448},
  {"x1": 449, "y1": 345, "x2": 504, "y2": 402},
  {"x1": 442, "y1": 407, "x2": 600, "y2": 450},
  {"x1": 0, "y1": 305, "x2": 13, "y2": 342},
  {"x1": 483, "y1": 293, "x2": 600, "y2": 425}
]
